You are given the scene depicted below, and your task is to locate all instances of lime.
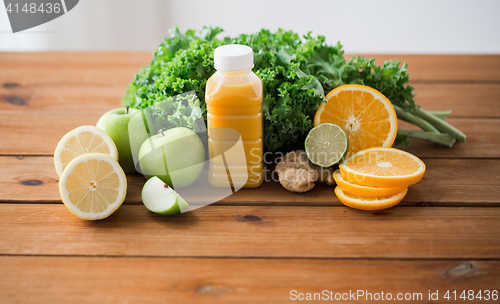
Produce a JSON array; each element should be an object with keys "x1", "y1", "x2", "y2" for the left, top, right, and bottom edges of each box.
[{"x1": 305, "y1": 123, "x2": 349, "y2": 167}]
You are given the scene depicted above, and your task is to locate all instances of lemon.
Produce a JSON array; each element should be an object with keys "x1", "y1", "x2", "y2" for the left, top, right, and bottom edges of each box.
[
  {"x1": 59, "y1": 153, "x2": 127, "y2": 220},
  {"x1": 54, "y1": 125, "x2": 118, "y2": 177}
]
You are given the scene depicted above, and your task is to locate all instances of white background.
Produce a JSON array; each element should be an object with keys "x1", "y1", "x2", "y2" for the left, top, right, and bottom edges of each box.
[{"x1": 0, "y1": 0, "x2": 499, "y2": 53}]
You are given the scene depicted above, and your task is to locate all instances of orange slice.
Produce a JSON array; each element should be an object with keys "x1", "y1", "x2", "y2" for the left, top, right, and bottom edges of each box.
[
  {"x1": 333, "y1": 170, "x2": 406, "y2": 197},
  {"x1": 339, "y1": 147, "x2": 426, "y2": 188},
  {"x1": 335, "y1": 187, "x2": 407, "y2": 210},
  {"x1": 314, "y1": 84, "x2": 397, "y2": 155}
]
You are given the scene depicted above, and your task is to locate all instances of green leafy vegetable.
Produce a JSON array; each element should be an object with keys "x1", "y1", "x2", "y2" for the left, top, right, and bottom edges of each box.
[
  {"x1": 123, "y1": 26, "x2": 465, "y2": 152},
  {"x1": 144, "y1": 91, "x2": 205, "y2": 134}
]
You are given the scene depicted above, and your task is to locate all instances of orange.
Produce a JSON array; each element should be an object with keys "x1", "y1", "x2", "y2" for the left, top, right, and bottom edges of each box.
[
  {"x1": 334, "y1": 187, "x2": 407, "y2": 210},
  {"x1": 333, "y1": 170, "x2": 406, "y2": 197},
  {"x1": 314, "y1": 85, "x2": 397, "y2": 155},
  {"x1": 339, "y1": 147, "x2": 426, "y2": 188}
]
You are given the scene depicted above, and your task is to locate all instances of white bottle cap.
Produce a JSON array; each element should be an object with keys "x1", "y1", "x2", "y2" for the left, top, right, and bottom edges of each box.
[{"x1": 214, "y1": 44, "x2": 254, "y2": 71}]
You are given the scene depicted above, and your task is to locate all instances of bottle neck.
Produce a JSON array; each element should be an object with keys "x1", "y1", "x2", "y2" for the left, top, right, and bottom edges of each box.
[{"x1": 215, "y1": 67, "x2": 253, "y2": 76}]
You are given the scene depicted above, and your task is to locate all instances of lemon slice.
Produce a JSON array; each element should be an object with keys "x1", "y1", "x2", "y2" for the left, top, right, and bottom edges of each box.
[
  {"x1": 314, "y1": 85, "x2": 397, "y2": 156},
  {"x1": 54, "y1": 125, "x2": 118, "y2": 177},
  {"x1": 339, "y1": 147, "x2": 426, "y2": 188},
  {"x1": 59, "y1": 153, "x2": 127, "y2": 220},
  {"x1": 333, "y1": 170, "x2": 406, "y2": 197},
  {"x1": 335, "y1": 187, "x2": 407, "y2": 211}
]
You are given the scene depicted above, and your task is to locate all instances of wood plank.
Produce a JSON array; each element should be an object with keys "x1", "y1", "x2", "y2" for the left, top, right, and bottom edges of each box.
[
  {"x1": 345, "y1": 54, "x2": 500, "y2": 82},
  {"x1": 400, "y1": 118, "x2": 500, "y2": 158},
  {"x1": 0, "y1": 66, "x2": 139, "y2": 87},
  {"x1": 231, "y1": 158, "x2": 500, "y2": 206},
  {"x1": 0, "y1": 52, "x2": 151, "y2": 68},
  {"x1": 412, "y1": 83, "x2": 500, "y2": 117},
  {"x1": 0, "y1": 53, "x2": 149, "y2": 86},
  {"x1": 2, "y1": 82, "x2": 499, "y2": 117},
  {"x1": 0, "y1": 115, "x2": 497, "y2": 158},
  {"x1": 1, "y1": 156, "x2": 499, "y2": 206},
  {"x1": 2, "y1": 53, "x2": 500, "y2": 82},
  {"x1": 0, "y1": 204, "x2": 498, "y2": 259},
  {"x1": 0, "y1": 114, "x2": 97, "y2": 155},
  {"x1": 1, "y1": 256, "x2": 498, "y2": 304},
  {"x1": 0, "y1": 83, "x2": 126, "y2": 115},
  {"x1": 0, "y1": 156, "x2": 146, "y2": 204}
]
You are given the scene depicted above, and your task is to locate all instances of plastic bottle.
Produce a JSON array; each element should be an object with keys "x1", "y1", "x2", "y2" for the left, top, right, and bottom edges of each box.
[{"x1": 206, "y1": 44, "x2": 264, "y2": 188}]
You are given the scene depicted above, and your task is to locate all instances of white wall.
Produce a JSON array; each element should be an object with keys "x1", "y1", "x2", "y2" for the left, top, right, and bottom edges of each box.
[{"x1": 0, "y1": 0, "x2": 499, "y2": 53}]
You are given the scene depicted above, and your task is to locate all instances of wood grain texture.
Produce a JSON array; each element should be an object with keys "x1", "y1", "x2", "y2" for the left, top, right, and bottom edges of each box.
[
  {"x1": 345, "y1": 54, "x2": 500, "y2": 82},
  {"x1": 0, "y1": 83, "x2": 127, "y2": 115},
  {"x1": 0, "y1": 115, "x2": 498, "y2": 158},
  {"x1": 1, "y1": 256, "x2": 498, "y2": 304},
  {"x1": 0, "y1": 52, "x2": 151, "y2": 67},
  {"x1": 2, "y1": 53, "x2": 500, "y2": 83},
  {"x1": 412, "y1": 83, "x2": 500, "y2": 117},
  {"x1": 1, "y1": 53, "x2": 500, "y2": 303},
  {"x1": 0, "y1": 53, "x2": 149, "y2": 83},
  {"x1": 1, "y1": 156, "x2": 499, "y2": 206},
  {"x1": 0, "y1": 156, "x2": 146, "y2": 204},
  {"x1": 2, "y1": 82, "x2": 499, "y2": 118},
  {"x1": 0, "y1": 114, "x2": 98, "y2": 155},
  {"x1": 0, "y1": 204, "x2": 499, "y2": 259},
  {"x1": 401, "y1": 118, "x2": 500, "y2": 158}
]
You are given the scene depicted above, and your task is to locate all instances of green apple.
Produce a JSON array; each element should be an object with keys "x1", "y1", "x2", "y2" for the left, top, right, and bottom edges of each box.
[
  {"x1": 138, "y1": 127, "x2": 205, "y2": 189},
  {"x1": 142, "y1": 176, "x2": 189, "y2": 214},
  {"x1": 96, "y1": 106, "x2": 141, "y2": 173},
  {"x1": 128, "y1": 110, "x2": 151, "y2": 172}
]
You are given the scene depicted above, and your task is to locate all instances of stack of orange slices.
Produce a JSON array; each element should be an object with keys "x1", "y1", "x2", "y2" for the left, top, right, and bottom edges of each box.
[{"x1": 334, "y1": 147, "x2": 426, "y2": 210}]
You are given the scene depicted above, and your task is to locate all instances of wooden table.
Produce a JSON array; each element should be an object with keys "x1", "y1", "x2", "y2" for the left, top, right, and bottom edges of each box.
[{"x1": 1, "y1": 53, "x2": 499, "y2": 303}]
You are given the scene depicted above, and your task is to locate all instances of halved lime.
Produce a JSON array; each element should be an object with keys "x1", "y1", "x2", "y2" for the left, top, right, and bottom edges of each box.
[{"x1": 305, "y1": 123, "x2": 349, "y2": 167}]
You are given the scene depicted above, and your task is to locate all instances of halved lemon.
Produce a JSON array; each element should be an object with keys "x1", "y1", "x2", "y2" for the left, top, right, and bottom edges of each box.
[
  {"x1": 59, "y1": 153, "x2": 127, "y2": 220},
  {"x1": 54, "y1": 125, "x2": 118, "y2": 177},
  {"x1": 314, "y1": 85, "x2": 397, "y2": 155},
  {"x1": 333, "y1": 170, "x2": 406, "y2": 197},
  {"x1": 335, "y1": 187, "x2": 407, "y2": 210},
  {"x1": 339, "y1": 147, "x2": 426, "y2": 188}
]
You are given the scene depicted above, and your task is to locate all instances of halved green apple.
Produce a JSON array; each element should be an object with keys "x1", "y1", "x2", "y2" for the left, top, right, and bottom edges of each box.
[{"x1": 141, "y1": 176, "x2": 189, "y2": 215}]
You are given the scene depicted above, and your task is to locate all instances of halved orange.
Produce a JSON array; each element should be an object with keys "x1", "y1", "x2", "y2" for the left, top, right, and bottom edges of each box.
[
  {"x1": 333, "y1": 170, "x2": 406, "y2": 197},
  {"x1": 334, "y1": 187, "x2": 407, "y2": 210},
  {"x1": 339, "y1": 147, "x2": 426, "y2": 188},
  {"x1": 314, "y1": 85, "x2": 397, "y2": 155}
]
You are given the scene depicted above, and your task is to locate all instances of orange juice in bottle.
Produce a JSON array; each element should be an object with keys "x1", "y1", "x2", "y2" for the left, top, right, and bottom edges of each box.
[{"x1": 206, "y1": 44, "x2": 264, "y2": 188}]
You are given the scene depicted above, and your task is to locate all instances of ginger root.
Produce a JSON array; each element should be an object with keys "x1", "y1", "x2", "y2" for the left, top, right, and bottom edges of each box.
[
  {"x1": 276, "y1": 150, "x2": 335, "y2": 193},
  {"x1": 310, "y1": 163, "x2": 335, "y2": 186}
]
